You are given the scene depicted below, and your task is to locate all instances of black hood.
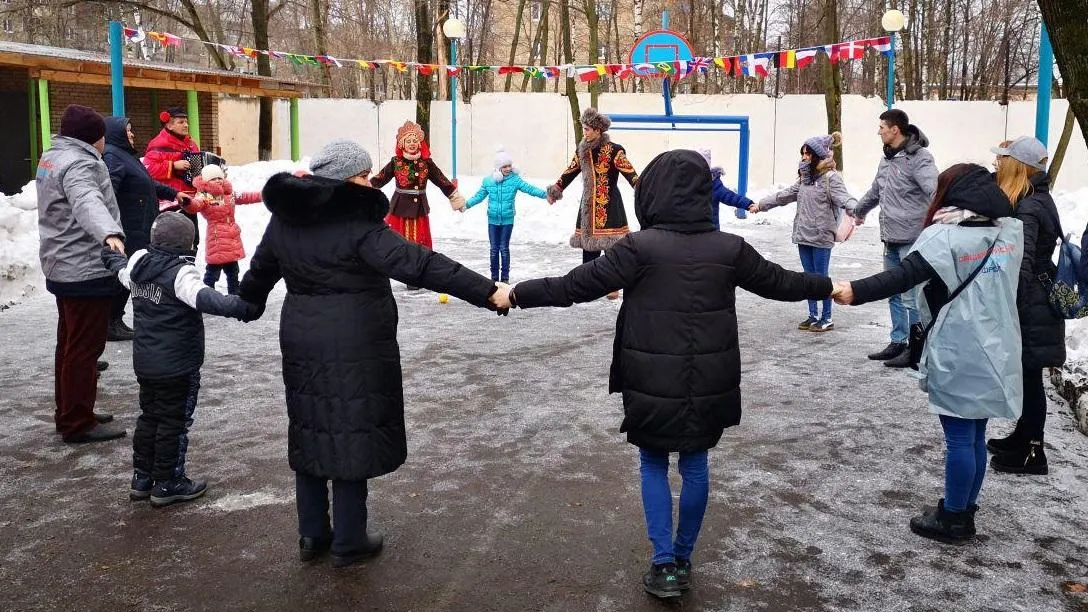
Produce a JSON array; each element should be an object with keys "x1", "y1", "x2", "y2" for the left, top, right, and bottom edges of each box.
[
  {"x1": 104, "y1": 116, "x2": 135, "y2": 154},
  {"x1": 129, "y1": 248, "x2": 190, "y2": 284},
  {"x1": 1029, "y1": 171, "x2": 1051, "y2": 195},
  {"x1": 943, "y1": 166, "x2": 1014, "y2": 220},
  {"x1": 634, "y1": 149, "x2": 716, "y2": 232},
  {"x1": 262, "y1": 172, "x2": 390, "y2": 226}
]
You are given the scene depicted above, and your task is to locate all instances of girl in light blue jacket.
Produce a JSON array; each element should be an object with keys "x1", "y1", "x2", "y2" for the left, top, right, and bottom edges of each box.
[{"x1": 464, "y1": 148, "x2": 549, "y2": 282}]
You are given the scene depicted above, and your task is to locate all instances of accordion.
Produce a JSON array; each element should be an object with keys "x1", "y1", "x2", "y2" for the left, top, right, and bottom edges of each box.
[{"x1": 182, "y1": 151, "x2": 227, "y2": 185}]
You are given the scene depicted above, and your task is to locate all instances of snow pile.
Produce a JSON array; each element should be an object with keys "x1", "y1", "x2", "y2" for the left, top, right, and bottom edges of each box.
[{"x1": 0, "y1": 184, "x2": 42, "y2": 309}]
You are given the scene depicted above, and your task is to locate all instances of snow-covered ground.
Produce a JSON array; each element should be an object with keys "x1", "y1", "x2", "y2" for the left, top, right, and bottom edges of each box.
[{"x1": 3, "y1": 157, "x2": 1083, "y2": 356}]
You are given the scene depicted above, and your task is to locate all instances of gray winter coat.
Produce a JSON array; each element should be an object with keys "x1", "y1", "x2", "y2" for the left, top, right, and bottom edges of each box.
[
  {"x1": 758, "y1": 168, "x2": 857, "y2": 249},
  {"x1": 36, "y1": 136, "x2": 124, "y2": 286},
  {"x1": 854, "y1": 126, "x2": 939, "y2": 245}
]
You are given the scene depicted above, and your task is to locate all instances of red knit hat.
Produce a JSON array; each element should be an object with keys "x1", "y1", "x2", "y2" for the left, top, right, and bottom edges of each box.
[{"x1": 60, "y1": 105, "x2": 106, "y2": 146}]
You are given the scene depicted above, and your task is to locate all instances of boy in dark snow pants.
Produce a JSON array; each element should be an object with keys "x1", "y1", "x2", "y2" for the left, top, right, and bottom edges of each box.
[{"x1": 102, "y1": 212, "x2": 257, "y2": 507}]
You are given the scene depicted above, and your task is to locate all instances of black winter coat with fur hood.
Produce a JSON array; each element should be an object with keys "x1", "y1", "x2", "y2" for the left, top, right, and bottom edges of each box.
[
  {"x1": 238, "y1": 173, "x2": 496, "y2": 480},
  {"x1": 515, "y1": 150, "x2": 832, "y2": 452}
]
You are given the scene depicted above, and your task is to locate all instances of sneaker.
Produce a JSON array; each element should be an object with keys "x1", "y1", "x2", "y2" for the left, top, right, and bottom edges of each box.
[
  {"x1": 107, "y1": 319, "x2": 135, "y2": 342},
  {"x1": 675, "y1": 558, "x2": 693, "y2": 591},
  {"x1": 868, "y1": 342, "x2": 907, "y2": 361},
  {"x1": 909, "y1": 499, "x2": 972, "y2": 544},
  {"x1": 797, "y1": 316, "x2": 818, "y2": 330},
  {"x1": 63, "y1": 424, "x2": 127, "y2": 444},
  {"x1": 130, "y1": 471, "x2": 154, "y2": 501},
  {"x1": 809, "y1": 318, "x2": 834, "y2": 332},
  {"x1": 150, "y1": 476, "x2": 208, "y2": 507},
  {"x1": 642, "y1": 563, "x2": 682, "y2": 599},
  {"x1": 330, "y1": 532, "x2": 384, "y2": 568},
  {"x1": 299, "y1": 535, "x2": 333, "y2": 562},
  {"x1": 990, "y1": 441, "x2": 1048, "y2": 475}
]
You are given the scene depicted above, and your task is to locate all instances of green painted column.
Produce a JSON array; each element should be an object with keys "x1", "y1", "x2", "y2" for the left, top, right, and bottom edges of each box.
[
  {"x1": 186, "y1": 90, "x2": 200, "y2": 147},
  {"x1": 38, "y1": 79, "x2": 51, "y2": 151},
  {"x1": 150, "y1": 90, "x2": 159, "y2": 127},
  {"x1": 28, "y1": 78, "x2": 39, "y2": 172},
  {"x1": 290, "y1": 97, "x2": 300, "y2": 162}
]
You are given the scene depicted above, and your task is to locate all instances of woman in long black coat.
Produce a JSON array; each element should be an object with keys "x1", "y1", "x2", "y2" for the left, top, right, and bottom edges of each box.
[
  {"x1": 238, "y1": 143, "x2": 500, "y2": 567},
  {"x1": 988, "y1": 138, "x2": 1066, "y2": 475},
  {"x1": 501, "y1": 149, "x2": 831, "y2": 598},
  {"x1": 103, "y1": 116, "x2": 182, "y2": 339}
]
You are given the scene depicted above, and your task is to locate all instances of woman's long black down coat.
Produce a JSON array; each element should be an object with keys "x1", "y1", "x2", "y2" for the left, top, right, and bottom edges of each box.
[
  {"x1": 1015, "y1": 172, "x2": 1066, "y2": 369},
  {"x1": 238, "y1": 173, "x2": 496, "y2": 481},
  {"x1": 103, "y1": 117, "x2": 178, "y2": 253},
  {"x1": 514, "y1": 150, "x2": 832, "y2": 452}
]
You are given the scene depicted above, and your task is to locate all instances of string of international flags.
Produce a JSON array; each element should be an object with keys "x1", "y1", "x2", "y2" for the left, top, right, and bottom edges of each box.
[{"x1": 123, "y1": 27, "x2": 893, "y2": 81}]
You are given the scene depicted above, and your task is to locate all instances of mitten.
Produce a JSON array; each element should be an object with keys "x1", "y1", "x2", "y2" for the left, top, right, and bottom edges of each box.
[
  {"x1": 546, "y1": 184, "x2": 564, "y2": 201},
  {"x1": 449, "y1": 190, "x2": 466, "y2": 211},
  {"x1": 240, "y1": 300, "x2": 265, "y2": 323}
]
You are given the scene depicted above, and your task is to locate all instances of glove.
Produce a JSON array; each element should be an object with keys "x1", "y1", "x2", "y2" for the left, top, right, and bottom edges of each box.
[
  {"x1": 240, "y1": 300, "x2": 265, "y2": 323},
  {"x1": 101, "y1": 246, "x2": 127, "y2": 273},
  {"x1": 449, "y1": 190, "x2": 466, "y2": 211}
]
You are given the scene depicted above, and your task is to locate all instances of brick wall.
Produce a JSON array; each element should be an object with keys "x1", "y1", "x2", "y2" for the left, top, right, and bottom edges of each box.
[
  {"x1": 41, "y1": 82, "x2": 219, "y2": 153},
  {"x1": 0, "y1": 66, "x2": 30, "y2": 92}
]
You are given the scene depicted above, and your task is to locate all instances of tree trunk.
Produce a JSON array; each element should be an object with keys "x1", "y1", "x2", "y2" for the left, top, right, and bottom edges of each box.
[
  {"x1": 1037, "y1": 0, "x2": 1088, "y2": 148},
  {"x1": 252, "y1": 0, "x2": 273, "y2": 161},
  {"x1": 585, "y1": 0, "x2": 600, "y2": 108},
  {"x1": 560, "y1": 0, "x2": 583, "y2": 143},
  {"x1": 414, "y1": 0, "x2": 434, "y2": 134},
  {"x1": 821, "y1": 0, "x2": 843, "y2": 169},
  {"x1": 1047, "y1": 105, "x2": 1077, "y2": 187},
  {"x1": 633, "y1": 0, "x2": 644, "y2": 93},
  {"x1": 505, "y1": 0, "x2": 529, "y2": 91},
  {"x1": 310, "y1": 0, "x2": 332, "y2": 89}
]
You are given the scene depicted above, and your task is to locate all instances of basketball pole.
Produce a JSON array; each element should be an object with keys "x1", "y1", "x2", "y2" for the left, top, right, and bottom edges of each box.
[{"x1": 660, "y1": 11, "x2": 675, "y2": 122}]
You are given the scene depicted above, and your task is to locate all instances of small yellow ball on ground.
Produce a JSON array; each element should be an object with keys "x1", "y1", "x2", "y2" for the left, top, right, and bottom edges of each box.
[{"x1": 438, "y1": 293, "x2": 449, "y2": 304}]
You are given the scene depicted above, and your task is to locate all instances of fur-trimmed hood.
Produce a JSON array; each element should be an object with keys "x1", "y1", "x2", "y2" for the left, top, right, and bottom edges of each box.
[{"x1": 261, "y1": 172, "x2": 390, "y2": 226}]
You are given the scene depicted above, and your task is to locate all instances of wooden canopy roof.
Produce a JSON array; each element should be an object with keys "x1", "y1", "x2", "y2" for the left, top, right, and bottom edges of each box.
[{"x1": 0, "y1": 41, "x2": 324, "y2": 98}]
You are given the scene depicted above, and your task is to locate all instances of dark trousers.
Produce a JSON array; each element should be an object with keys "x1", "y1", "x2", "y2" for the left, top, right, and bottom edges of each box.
[
  {"x1": 133, "y1": 372, "x2": 201, "y2": 482},
  {"x1": 110, "y1": 290, "x2": 129, "y2": 321},
  {"x1": 1016, "y1": 368, "x2": 1047, "y2": 441},
  {"x1": 204, "y1": 261, "x2": 240, "y2": 294},
  {"x1": 487, "y1": 224, "x2": 514, "y2": 281},
  {"x1": 182, "y1": 210, "x2": 200, "y2": 248},
  {"x1": 295, "y1": 472, "x2": 369, "y2": 556},
  {"x1": 54, "y1": 296, "x2": 111, "y2": 439},
  {"x1": 582, "y1": 250, "x2": 602, "y2": 264}
]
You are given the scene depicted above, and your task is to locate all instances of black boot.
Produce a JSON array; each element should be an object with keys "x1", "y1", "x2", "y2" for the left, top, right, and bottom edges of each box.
[
  {"x1": 642, "y1": 562, "x2": 682, "y2": 599},
  {"x1": 868, "y1": 342, "x2": 907, "y2": 361},
  {"x1": 97, "y1": 360, "x2": 109, "y2": 372},
  {"x1": 150, "y1": 476, "x2": 207, "y2": 507},
  {"x1": 331, "y1": 532, "x2": 384, "y2": 568},
  {"x1": 130, "y1": 470, "x2": 154, "y2": 501},
  {"x1": 910, "y1": 499, "x2": 972, "y2": 544},
  {"x1": 986, "y1": 429, "x2": 1027, "y2": 454},
  {"x1": 990, "y1": 440, "x2": 1048, "y2": 475},
  {"x1": 884, "y1": 348, "x2": 912, "y2": 368},
  {"x1": 107, "y1": 318, "x2": 135, "y2": 341},
  {"x1": 299, "y1": 535, "x2": 333, "y2": 562}
]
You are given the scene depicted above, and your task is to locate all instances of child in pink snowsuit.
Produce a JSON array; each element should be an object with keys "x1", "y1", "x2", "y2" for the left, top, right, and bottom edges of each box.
[{"x1": 184, "y1": 164, "x2": 262, "y2": 294}]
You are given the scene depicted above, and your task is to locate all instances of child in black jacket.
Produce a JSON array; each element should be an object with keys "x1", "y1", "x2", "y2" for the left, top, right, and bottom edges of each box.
[{"x1": 103, "y1": 212, "x2": 257, "y2": 507}]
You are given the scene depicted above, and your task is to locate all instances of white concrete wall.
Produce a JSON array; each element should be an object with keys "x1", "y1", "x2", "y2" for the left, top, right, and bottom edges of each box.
[{"x1": 217, "y1": 94, "x2": 1088, "y2": 191}]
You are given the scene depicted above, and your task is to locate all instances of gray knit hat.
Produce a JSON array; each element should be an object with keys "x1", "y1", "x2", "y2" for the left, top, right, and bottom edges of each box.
[
  {"x1": 580, "y1": 107, "x2": 611, "y2": 132},
  {"x1": 802, "y1": 132, "x2": 842, "y2": 160},
  {"x1": 309, "y1": 139, "x2": 373, "y2": 181},
  {"x1": 150, "y1": 211, "x2": 196, "y2": 254}
]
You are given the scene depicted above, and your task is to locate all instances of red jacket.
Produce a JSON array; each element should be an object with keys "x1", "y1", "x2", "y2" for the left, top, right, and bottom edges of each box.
[
  {"x1": 143, "y1": 128, "x2": 199, "y2": 194},
  {"x1": 184, "y1": 177, "x2": 262, "y2": 265}
]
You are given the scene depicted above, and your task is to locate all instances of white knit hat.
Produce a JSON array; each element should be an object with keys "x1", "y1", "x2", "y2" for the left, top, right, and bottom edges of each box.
[
  {"x1": 494, "y1": 147, "x2": 514, "y2": 169},
  {"x1": 200, "y1": 163, "x2": 226, "y2": 181},
  {"x1": 697, "y1": 148, "x2": 712, "y2": 166}
]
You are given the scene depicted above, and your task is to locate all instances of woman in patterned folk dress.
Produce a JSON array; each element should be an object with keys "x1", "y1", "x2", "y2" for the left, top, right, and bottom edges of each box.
[
  {"x1": 547, "y1": 108, "x2": 639, "y2": 299},
  {"x1": 371, "y1": 121, "x2": 466, "y2": 254}
]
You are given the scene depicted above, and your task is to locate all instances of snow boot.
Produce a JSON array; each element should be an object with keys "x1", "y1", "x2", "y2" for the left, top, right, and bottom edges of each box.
[
  {"x1": 990, "y1": 440, "x2": 1048, "y2": 475},
  {"x1": 909, "y1": 499, "x2": 972, "y2": 544},
  {"x1": 150, "y1": 476, "x2": 207, "y2": 507},
  {"x1": 642, "y1": 563, "x2": 682, "y2": 599},
  {"x1": 130, "y1": 470, "x2": 154, "y2": 501}
]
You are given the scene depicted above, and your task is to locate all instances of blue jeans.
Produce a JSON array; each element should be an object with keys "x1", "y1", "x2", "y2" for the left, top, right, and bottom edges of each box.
[
  {"x1": 883, "y1": 243, "x2": 919, "y2": 343},
  {"x1": 639, "y1": 448, "x2": 710, "y2": 565},
  {"x1": 938, "y1": 415, "x2": 988, "y2": 512},
  {"x1": 798, "y1": 245, "x2": 832, "y2": 319},
  {"x1": 488, "y1": 224, "x2": 514, "y2": 281}
]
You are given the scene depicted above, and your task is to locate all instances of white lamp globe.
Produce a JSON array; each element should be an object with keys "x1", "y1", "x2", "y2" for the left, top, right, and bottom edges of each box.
[
  {"x1": 443, "y1": 18, "x2": 466, "y2": 40},
  {"x1": 881, "y1": 10, "x2": 907, "y2": 33}
]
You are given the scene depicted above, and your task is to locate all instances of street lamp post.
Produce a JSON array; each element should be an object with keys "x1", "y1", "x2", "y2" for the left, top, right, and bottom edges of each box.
[
  {"x1": 881, "y1": 10, "x2": 906, "y2": 110},
  {"x1": 442, "y1": 17, "x2": 466, "y2": 181}
]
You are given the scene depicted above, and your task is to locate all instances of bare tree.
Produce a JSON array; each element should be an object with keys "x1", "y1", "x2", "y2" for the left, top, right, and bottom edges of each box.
[{"x1": 1036, "y1": 0, "x2": 1088, "y2": 147}]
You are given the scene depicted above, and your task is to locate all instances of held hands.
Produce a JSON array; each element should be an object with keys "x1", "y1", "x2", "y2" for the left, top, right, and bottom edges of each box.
[
  {"x1": 831, "y1": 280, "x2": 854, "y2": 305},
  {"x1": 176, "y1": 192, "x2": 194, "y2": 208},
  {"x1": 747, "y1": 203, "x2": 760, "y2": 214},
  {"x1": 490, "y1": 282, "x2": 513, "y2": 314},
  {"x1": 104, "y1": 235, "x2": 126, "y2": 255},
  {"x1": 100, "y1": 246, "x2": 127, "y2": 273}
]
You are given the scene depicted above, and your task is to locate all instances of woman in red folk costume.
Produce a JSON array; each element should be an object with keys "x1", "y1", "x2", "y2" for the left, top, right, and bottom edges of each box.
[
  {"x1": 371, "y1": 121, "x2": 466, "y2": 251},
  {"x1": 143, "y1": 107, "x2": 201, "y2": 244}
]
